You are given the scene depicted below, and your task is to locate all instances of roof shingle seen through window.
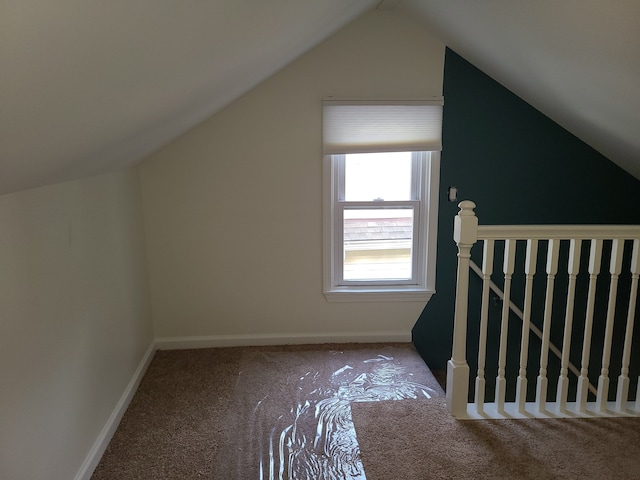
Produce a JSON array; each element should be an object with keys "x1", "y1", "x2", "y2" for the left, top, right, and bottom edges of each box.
[{"x1": 344, "y1": 218, "x2": 412, "y2": 242}]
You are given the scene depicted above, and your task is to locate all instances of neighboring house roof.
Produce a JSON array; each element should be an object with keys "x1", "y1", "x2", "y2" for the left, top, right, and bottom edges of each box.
[
  {"x1": 344, "y1": 217, "x2": 413, "y2": 243},
  {"x1": 3, "y1": 1, "x2": 639, "y2": 195}
]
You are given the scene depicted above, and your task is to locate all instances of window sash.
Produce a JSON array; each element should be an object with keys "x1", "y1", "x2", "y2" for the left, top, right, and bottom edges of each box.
[
  {"x1": 335, "y1": 201, "x2": 421, "y2": 286},
  {"x1": 337, "y1": 154, "x2": 420, "y2": 202}
]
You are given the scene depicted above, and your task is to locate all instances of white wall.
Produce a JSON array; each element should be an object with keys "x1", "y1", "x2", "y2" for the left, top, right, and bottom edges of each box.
[
  {"x1": 140, "y1": 10, "x2": 445, "y2": 342},
  {"x1": 0, "y1": 168, "x2": 153, "y2": 480}
]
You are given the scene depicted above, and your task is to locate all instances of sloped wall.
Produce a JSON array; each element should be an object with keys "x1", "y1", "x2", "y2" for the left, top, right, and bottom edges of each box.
[
  {"x1": 413, "y1": 49, "x2": 640, "y2": 393},
  {"x1": 0, "y1": 168, "x2": 154, "y2": 480}
]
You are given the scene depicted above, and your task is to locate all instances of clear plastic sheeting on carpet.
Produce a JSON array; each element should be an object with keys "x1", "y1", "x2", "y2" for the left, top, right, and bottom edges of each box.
[{"x1": 214, "y1": 347, "x2": 441, "y2": 480}]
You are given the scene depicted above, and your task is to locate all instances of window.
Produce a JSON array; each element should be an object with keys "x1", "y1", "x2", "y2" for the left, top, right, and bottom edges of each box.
[{"x1": 322, "y1": 99, "x2": 443, "y2": 302}]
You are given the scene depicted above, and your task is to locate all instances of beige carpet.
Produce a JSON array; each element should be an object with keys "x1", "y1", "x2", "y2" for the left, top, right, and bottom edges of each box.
[
  {"x1": 351, "y1": 396, "x2": 640, "y2": 480},
  {"x1": 91, "y1": 343, "x2": 441, "y2": 479}
]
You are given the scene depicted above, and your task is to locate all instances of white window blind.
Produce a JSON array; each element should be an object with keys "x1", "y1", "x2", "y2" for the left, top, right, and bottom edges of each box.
[{"x1": 322, "y1": 99, "x2": 443, "y2": 155}]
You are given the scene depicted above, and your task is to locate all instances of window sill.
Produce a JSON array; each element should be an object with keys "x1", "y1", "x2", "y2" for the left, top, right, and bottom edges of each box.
[{"x1": 323, "y1": 287, "x2": 434, "y2": 303}]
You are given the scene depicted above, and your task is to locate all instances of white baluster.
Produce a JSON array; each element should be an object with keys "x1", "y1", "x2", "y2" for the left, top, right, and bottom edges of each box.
[
  {"x1": 475, "y1": 239, "x2": 494, "y2": 415},
  {"x1": 556, "y1": 239, "x2": 582, "y2": 412},
  {"x1": 577, "y1": 239, "x2": 603, "y2": 412},
  {"x1": 596, "y1": 239, "x2": 624, "y2": 412},
  {"x1": 616, "y1": 239, "x2": 640, "y2": 412},
  {"x1": 516, "y1": 240, "x2": 538, "y2": 413},
  {"x1": 495, "y1": 239, "x2": 516, "y2": 414},
  {"x1": 536, "y1": 239, "x2": 560, "y2": 413},
  {"x1": 447, "y1": 201, "x2": 478, "y2": 418}
]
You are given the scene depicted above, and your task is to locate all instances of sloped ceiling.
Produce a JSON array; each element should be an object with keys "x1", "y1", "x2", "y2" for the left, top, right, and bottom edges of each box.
[
  {"x1": 400, "y1": 0, "x2": 640, "y2": 180},
  {"x1": 2, "y1": 1, "x2": 639, "y2": 196},
  {"x1": 0, "y1": 0, "x2": 378, "y2": 195}
]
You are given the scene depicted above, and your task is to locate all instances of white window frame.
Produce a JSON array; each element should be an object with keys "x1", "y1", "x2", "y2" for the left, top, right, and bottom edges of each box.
[{"x1": 323, "y1": 151, "x2": 440, "y2": 302}]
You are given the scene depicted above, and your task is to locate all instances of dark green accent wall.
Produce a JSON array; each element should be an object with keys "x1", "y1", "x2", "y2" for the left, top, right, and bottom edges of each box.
[{"x1": 413, "y1": 49, "x2": 640, "y2": 400}]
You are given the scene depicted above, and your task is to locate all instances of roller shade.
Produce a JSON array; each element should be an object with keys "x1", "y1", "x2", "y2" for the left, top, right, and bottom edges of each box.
[{"x1": 322, "y1": 99, "x2": 443, "y2": 155}]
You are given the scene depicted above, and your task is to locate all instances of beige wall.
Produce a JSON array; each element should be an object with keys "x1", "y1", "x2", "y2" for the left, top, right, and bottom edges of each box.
[
  {"x1": 140, "y1": 10, "x2": 445, "y2": 341},
  {"x1": 0, "y1": 168, "x2": 153, "y2": 480}
]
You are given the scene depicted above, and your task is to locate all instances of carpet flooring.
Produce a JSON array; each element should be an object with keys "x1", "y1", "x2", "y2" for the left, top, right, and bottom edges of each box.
[
  {"x1": 351, "y1": 396, "x2": 640, "y2": 480},
  {"x1": 91, "y1": 343, "x2": 442, "y2": 479}
]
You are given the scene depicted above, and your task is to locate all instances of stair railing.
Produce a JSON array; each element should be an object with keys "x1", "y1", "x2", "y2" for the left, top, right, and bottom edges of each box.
[{"x1": 447, "y1": 200, "x2": 640, "y2": 419}]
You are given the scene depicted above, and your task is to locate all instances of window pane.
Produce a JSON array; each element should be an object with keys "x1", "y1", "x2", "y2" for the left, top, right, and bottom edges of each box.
[
  {"x1": 344, "y1": 152, "x2": 412, "y2": 201},
  {"x1": 343, "y1": 208, "x2": 413, "y2": 281}
]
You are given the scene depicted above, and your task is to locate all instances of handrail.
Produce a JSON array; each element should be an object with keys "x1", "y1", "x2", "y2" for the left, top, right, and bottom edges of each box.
[
  {"x1": 477, "y1": 224, "x2": 640, "y2": 240},
  {"x1": 469, "y1": 259, "x2": 598, "y2": 396}
]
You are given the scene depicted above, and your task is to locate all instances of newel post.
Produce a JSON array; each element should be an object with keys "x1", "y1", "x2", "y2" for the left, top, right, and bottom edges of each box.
[{"x1": 446, "y1": 200, "x2": 478, "y2": 418}]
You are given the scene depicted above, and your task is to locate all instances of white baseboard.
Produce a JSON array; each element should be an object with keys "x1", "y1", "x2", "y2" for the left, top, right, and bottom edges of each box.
[
  {"x1": 155, "y1": 331, "x2": 412, "y2": 350},
  {"x1": 75, "y1": 342, "x2": 156, "y2": 480}
]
